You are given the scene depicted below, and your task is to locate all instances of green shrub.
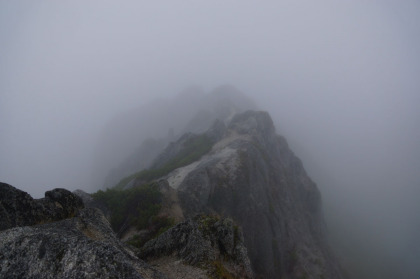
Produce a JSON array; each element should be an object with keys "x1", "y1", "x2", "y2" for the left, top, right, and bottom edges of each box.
[
  {"x1": 114, "y1": 134, "x2": 213, "y2": 189},
  {"x1": 198, "y1": 214, "x2": 221, "y2": 236},
  {"x1": 127, "y1": 215, "x2": 175, "y2": 248},
  {"x1": 92, "y1": 183, "x2": 162, "y2": 232},
  {"x1": 211, "y1": 260, "x2": 237, "y2": 279}
]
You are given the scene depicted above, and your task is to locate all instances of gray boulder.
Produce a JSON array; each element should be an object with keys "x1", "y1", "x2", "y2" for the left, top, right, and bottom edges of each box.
[
  {"x1": 0, "y1": 183, "x2": 166, "y2": 279},
  {"x1": 0, "y1": 182, "x2": 83, "y2": 231}
]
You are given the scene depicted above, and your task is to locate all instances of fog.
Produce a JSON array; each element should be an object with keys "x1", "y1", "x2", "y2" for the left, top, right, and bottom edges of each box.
[{"x1": 1, "y1": 1, "x2": 419, "y2": 278}]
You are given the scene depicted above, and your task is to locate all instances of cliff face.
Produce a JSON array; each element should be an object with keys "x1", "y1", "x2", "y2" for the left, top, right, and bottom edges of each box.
[
  {"x1": 152, "y1": 111, "x2": 344, "y2": 279},
  {"x1": 0, "y1": 109, "x2": 344, "y2": 279}
]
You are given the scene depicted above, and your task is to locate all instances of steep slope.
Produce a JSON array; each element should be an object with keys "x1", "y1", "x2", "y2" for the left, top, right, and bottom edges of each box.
[
  {"x1": 96, "y1": 85, "x2": 256, "y2": 189},
  {"x1": 173, "y1": 111, "x2": 343, "y2": 278},
  {"x1": 116, "y1": 110, "x2": 344, "y2": 278},
  {"x1": 0, "y1": 110, "x2": 344, "y2": 278}
]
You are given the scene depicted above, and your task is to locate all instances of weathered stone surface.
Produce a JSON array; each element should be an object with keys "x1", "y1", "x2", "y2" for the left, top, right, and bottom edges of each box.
[
  {"x1": 140, "y1": 215, "x2": 253, "y2": 279},
  {"x1": 0, "y1": 183, "x2": 84, "y2": 231},
  {"x1": 0, "y1": 206, "x2": 166, "y2": 279},
  {"x1": 1, "y1": 107, "x2": 346, "y2": 279},
  {"x1": 0, "y1": 183, "x2": 167, "y2": 279},
  {"x1": 160, "y1": 110, "x2": 345, "y2": 278}
]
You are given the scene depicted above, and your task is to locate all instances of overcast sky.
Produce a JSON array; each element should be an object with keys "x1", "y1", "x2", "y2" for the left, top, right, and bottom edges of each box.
[{"x1": 1, "y1": 2, "x2": 419, "y2": 277}]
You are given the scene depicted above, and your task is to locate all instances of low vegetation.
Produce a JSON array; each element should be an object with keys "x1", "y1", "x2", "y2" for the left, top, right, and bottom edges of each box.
[
  {"x1": 92, "y1": 134, "x2": 214, "y2": 247},
  {"x1": 210, "y1": 260, "x2": 237, "y2": 279},
  {"x1": 92, "y1": 182, "x2": 175, "y2": 248},
  {"x1": 126, "y1": 215, "x2": 175, "y2": 248},
  {"x1": 92, "y1": 183, "x2": 162, "y2": 233},
  {"x1": 114, "y1": 134, "x2": 213, "y2": 189}
]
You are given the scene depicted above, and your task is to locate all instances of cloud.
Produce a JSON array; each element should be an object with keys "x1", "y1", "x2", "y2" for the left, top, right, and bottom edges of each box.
[{"x1": 1, "y1": 2, "x2": 419, "y2": 277}]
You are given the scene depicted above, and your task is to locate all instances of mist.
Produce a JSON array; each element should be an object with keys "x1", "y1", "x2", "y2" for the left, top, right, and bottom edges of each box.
[{"x1": 1, "y1": 1, "x2": 419, "y2": 278}]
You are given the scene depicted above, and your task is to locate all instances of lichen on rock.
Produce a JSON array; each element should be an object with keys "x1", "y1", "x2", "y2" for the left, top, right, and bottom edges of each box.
[
  {"x1": 0, "y1": 183, "x2": 166, "y2": 279},
  {"x1": 139, "y1": 214, "x2": 253, "y2": 279},
  {"x1": 0, "y1": 182, "x2": 84, "y2": 231}
]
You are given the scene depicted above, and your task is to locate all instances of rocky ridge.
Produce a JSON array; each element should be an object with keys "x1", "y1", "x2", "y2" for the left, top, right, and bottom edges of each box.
[
  {"x1": 0, "y1": 182, "x2": 83, "y2": 231},
  {"x1": 0, "y1": 183, "x2": 252, "y2": 279},
  {"x1": 128, "y1": 110, "x2": 346, "y2": 279},
  {"x1": 0, "y1": 107, "x2": 345, "y2": 279},
  {"x1": 100, "y1": 85, "x2": 256, "y2": 189},
  {"x1": 0, "y1": 183, "x2": 165, "y2": 279}
]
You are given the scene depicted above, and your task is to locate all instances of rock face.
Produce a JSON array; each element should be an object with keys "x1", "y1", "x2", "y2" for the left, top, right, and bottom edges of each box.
[
  {"x1": 0, "y1": 184, "x2": 253, "y2": 279},
  {"x1": 0, "y1": 182, "x2": 84, "y2": 231},
  {"x1": 0, "y1": 184, "x2": 165, "y2": 279},
  {"x1": 140, "y1": 215, "x2": 253, "y2": 279},
  {"x1": 153, "y1": 110, "x2": 345, "y2": 279},
  {"x1": 1, "y1": 108, "x2": 345, "y2": 278}
]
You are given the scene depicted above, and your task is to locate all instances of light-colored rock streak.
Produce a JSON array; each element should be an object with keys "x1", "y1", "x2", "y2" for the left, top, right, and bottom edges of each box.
[
  {"x1": 166, "y1": 130, "x2": 250, "y2": 190},
  {"x1": 167, "y1": 147, "x2": 237, "y2": 190},
  {"x1": 167, "y1": 161, "x2": 201, "y2": 189}
]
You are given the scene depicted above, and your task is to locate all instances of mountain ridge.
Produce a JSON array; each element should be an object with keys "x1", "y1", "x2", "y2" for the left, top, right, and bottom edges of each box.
[
  {"x1": 0, "y1": 107, "x2": 345, "y2": 278},
  {"x1": 107, "y1": 109, "x2": 345, "y2": 279}
]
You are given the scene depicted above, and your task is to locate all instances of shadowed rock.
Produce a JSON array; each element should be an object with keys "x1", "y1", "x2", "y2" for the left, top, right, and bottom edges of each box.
[
  {"x1": 139, "y1": 214, "x2": 253, "y2": 279},
  {"x1": 0, "y1": 183, "x2": 84, "y2": 231},
  {"x1": 0, "y1": 207, "x2": 166, "y2": 279},
  {"x1": 0, "y1": 182, "x2": 166, "y2": 279}
]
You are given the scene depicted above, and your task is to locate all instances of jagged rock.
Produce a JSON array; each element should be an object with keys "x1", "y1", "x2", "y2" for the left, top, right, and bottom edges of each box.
[
  {"x1": 159, "y1": 110, "x2": 345, "y2": 278},
  {"x1": 0, "y1": 183, "x2": 167, "y2": 278},
  {"x1": 1, "y1": 105, "x2": 346, "y2": 279},
  {"x1": 139, "y1": 215, "x2": 253, "y2": 279},
  {"x1": 0, "y1": 188, "x2": 166, "y2": 279},
  {"x1": 0, "y1": 183, "x2": 84, "y2": 231}
]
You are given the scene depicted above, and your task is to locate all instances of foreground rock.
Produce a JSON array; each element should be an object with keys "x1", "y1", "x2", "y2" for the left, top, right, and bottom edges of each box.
[
  {"x1": 140, "y1": 214, "x2": 253, "y2": 279},
  {"x1": 0, "y1": 184, "x2": 165, "y2": 279},
  {"x1": 0, "y1": 182, "x2": 84, "y2": 231}
]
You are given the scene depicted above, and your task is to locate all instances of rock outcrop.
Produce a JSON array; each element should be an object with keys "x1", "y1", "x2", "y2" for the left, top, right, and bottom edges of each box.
[
  {"x1": 91, "y1": 109, "x2": 345, "y2": 278},
  {"x1": 1, "y1": 183, "x2": 253, "y2": 279},
  {"x1": 0, "y1": 182, "x2": 83, "y2": 231},
  {"x1": 140, "y1": 214, "x2": 253, "y2": 279},
  {"x1": 0, "y1": 184, "x2": 166, "y2": 279},
  {"x1": 1, "y1": 106, "x2": 346, "y2": 278},
  {"x1": 153, "y1": 110, "x2": 345, "y2": 279}
]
